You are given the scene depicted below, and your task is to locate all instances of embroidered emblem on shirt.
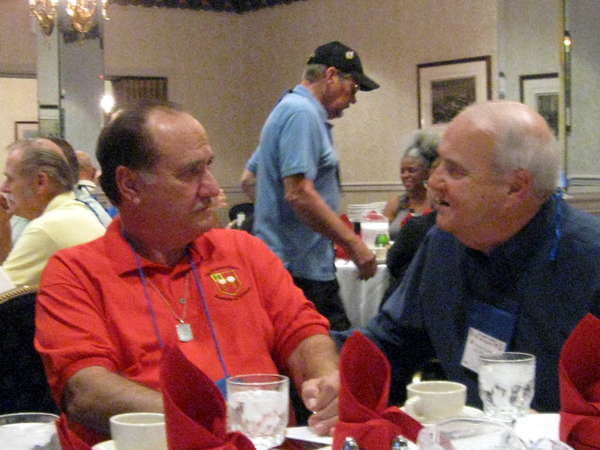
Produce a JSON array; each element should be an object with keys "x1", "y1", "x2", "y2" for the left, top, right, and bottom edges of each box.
[{"x1": 210, "y1": 269, "x2": 243, "y2": 297}]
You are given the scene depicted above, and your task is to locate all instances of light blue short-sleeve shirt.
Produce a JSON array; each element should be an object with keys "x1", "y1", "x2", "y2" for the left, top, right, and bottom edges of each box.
[{"x1": 254, "y1": 85, "x2": 340, "y2": 281}]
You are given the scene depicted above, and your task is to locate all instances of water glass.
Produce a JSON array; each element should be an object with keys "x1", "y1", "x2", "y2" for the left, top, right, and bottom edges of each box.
[
  {"x1": 226, "y1": 374, "x2": 289, "y2": 450},
  {"x1": 416, "y1": 417, "x2": 527, "y2": 450},
  {"x1": 478, "y1": 352, "x2": 536, "y2": 423},
  {"x1": 0, "y1": 412, "x2": 61, "y2": 450}
]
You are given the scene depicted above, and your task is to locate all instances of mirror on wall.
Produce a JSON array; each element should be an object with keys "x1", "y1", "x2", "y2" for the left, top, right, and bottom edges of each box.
[
  {"x1": 498, "y1": 0, "x2": 600, "y2": 194},
  {"x1": 563, "y1": 0, "x2": 600, "y2": 193}
]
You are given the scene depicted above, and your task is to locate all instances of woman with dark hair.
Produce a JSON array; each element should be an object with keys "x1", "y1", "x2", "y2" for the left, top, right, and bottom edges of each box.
[{"x1": 383, "y1": 130, "x2": 440, "y2": 241}]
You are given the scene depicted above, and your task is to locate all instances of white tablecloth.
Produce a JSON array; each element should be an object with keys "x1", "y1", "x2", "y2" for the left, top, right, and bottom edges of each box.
[
  {"x1": 514, "y1": 413, "x2": 560, "y2": 442},
  {"x1": 335, "y1": 259, "x2": 389, "y2": 328}
]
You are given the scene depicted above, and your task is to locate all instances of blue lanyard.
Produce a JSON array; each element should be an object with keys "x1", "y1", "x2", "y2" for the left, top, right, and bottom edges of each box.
[
  {"x1": 126, "y1": 238, "x2": 229, "y2": 379},
  {"x1": 549, "y1": 189, "x2": 563, "y2": 262}
]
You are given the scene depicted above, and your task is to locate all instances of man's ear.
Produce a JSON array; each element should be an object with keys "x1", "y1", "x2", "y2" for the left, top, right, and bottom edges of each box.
[
  {"x1": 116, "y1": 166, "x2": 142, "y2": 204},
  {"x1": 507, "y1": 169, "x2": 534, "y2": 201},
  {"x1": 32, "y1": 171, "x2": 51, "y2": 194},
  {"x1": 324, "y1": 66, "x2": 338, "y2": 84}
]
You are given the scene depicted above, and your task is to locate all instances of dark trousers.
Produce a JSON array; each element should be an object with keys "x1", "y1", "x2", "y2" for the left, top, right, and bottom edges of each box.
[
  {"x1": 292, "y1": 277, "x2": 351, "y2": 331},
  {"x1": 290, "y1": 277, "x2": 351, "y2": 425}
]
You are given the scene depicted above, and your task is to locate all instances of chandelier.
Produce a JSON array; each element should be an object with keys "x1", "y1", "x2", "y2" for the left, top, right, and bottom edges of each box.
[
  {"x1": 29, "y1": 0, "x2": 108, "y2": 36},
  {"x1": 29, "y1": 0, "x2": 58, "y2": 36}
]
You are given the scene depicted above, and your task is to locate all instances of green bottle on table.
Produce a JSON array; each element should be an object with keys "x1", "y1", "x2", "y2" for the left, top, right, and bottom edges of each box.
[{"x1": 375, "y1": 233, "x2": 389, "y2": 247}]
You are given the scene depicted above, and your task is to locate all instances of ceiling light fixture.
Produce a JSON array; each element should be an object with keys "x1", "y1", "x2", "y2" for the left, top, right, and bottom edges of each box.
[
  {"x1": 29, "y1": 0, "x2": 108, "y2": 35},
  {"x1": 29, "y1": 0, "x2": 58, "y2": 36},
  {"x1": 66, "y1": 0, "x2": 98, "y2": 34}
]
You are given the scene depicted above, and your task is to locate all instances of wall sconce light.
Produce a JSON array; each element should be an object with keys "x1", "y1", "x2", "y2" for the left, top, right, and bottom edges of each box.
[
  {"x1": 66, "y1": 0, "x2": 98, "y2": 34},
  {"x1": 100, "y1": 94, "x2": 115, "y2": 114},
  {"x1": 29, "y1": 0, "x2": 59, "y2": 36},
  {"x1": 30, "y1": 0, "x2": 108, "y2": 36}
]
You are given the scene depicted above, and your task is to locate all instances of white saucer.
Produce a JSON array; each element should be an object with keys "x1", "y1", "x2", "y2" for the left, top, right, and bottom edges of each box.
[
  {"x1": 514, "y1": 413, "x2": 559, "y2": 442},
  {"x1": 92, "y1": 440, "x2": 116, "y2": 450},
  {"x1": 401, "y1": 405, "x2": 485, "y2": 425}
]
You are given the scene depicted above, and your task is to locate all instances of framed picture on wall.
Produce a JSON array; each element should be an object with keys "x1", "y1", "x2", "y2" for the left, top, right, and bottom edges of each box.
[
  {"x1": 417, "y1": 56, "x2": 492, "y2": 132},
  {"x1": 14, "y1": 121, "x2": 39, "y2": 140},
  {"x1": 520, "y1": 73, "x2": 559, "y2": 136}
]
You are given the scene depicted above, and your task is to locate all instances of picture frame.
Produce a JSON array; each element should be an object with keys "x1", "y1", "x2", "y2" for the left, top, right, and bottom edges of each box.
[
  {"x1": 417, "y1": 56, "x2": 491, "y2": 132},
  {"x1": 14, "y1": 121, "x2": 39, "y2": 140},
  {"x1": 520, "y1": 73, "x2": 559, "y2": 136}
]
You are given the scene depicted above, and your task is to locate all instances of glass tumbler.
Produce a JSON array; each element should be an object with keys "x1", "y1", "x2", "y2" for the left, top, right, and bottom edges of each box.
[
  {"x1": 226, "y1": 374, "x2": 289, "y2": 450},
  {"x1": 478, "y1": 352, "x2": 536, "y2": 424}
]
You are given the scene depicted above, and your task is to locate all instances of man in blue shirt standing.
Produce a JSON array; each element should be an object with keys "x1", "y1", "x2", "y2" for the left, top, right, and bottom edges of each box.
[{"x1": 253, "y1": 42, "x2": 380, "y2": 331}]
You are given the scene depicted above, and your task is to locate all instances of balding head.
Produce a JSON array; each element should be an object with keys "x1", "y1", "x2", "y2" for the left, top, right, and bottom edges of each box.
[
  {"x1": 428, "y1": 101, "x2": 560, "y2": 253},
  {"x1": 76, "y1": 151, "x2": 97, "y2": 182},
  {"x1": 13, "y1": 138, "x2": 74, "y2": 193},
  {"x1": 455, "y1": 101, "x2": 559, "y2": 199},
  {"x1": 2, "y1": 138, "x2": 74, "y2": 219}
]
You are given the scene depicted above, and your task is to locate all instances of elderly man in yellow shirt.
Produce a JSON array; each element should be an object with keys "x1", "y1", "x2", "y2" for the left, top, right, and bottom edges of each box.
[{"x1": 0, "y1": 138, "x2": 106, "y2": 287}]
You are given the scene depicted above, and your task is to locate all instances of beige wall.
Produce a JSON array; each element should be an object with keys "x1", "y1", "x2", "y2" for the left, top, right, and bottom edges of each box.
[{"x1": 0, "y1": 0, "x2": 499, "y2": 210}]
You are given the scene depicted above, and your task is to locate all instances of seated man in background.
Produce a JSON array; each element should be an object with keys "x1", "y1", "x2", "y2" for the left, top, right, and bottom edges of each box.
[
  {"x1": 35, "y1": 101, "x2": 340, "y2": 445},
  {"x1": 7, "y1": 138, "x2": 112, "y2": 246},
  {"x1": 47, "y1": 137, "x2": 112, "y2": 227},
  {"x1": 76, "y1": 149, "x2": 114, "y2": 216},
  {"x1": 0, "y1": 138, "x2": 107, "y2": 287},
  {"x1": 333, "y1": 101, "x2": 600, "y2": 413}
]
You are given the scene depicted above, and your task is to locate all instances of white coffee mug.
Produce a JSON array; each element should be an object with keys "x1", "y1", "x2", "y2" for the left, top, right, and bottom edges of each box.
[
  {"x1": 404, "y1": 381, "x2": 467, "y2": 423},
  {"x1": 110, "y1": 412, "x2": 167, "y2": 450}
]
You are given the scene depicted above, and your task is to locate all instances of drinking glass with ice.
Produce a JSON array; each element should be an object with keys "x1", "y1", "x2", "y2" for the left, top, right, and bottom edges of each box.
[
  {"x1": 226, "y1": 374, "x2": 289, "y2": 450},
  {"x1": 0, "y1": 413, "x2": 61, "y2": 450},
  {"x1": 478, "y1": 352, "x2": 536, "y2": 424}
]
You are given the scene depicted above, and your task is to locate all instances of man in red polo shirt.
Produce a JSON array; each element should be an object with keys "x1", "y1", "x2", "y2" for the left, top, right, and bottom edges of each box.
[{"x1": 35, "y1": 101, "x2": 339, "y2": 446}]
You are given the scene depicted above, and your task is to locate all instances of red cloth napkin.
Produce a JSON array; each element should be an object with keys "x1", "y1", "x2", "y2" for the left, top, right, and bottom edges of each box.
[
  {"x1": 161, "y1": 342, "x2": 256, "y2": 450},
  {"x1": 560, "y1": 313, "x2": 600, "y2": 449},
  {"x1": 333, "y1": 331, "x2": 423, "y2": 450},
  {"x1": 56, "y1": 414, "x2": 93, "y2": 450}
]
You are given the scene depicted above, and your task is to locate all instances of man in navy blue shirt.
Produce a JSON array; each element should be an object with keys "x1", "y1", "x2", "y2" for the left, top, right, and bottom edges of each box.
[{"x1": 334, "y1": 101, "x2": 600, "y2": 413}]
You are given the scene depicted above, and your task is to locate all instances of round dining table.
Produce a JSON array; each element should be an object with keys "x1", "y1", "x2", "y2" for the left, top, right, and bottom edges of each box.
[{"x1": 335, "y1": 259, "x2": 389, "y2": 328}]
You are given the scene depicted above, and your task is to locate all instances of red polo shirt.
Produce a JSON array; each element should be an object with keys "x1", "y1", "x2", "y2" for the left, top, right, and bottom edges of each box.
[{"x1": 35, "y1": 217, "x2": 330, "y2": 444}]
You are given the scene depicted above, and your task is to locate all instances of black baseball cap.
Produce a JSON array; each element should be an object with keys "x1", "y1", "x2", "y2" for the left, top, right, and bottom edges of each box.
[{"x1": 306, "y1": 41, "x2": 380, "y2": 92}]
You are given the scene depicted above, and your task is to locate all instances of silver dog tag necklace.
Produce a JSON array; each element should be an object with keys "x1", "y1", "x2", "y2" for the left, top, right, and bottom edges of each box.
[{"x1": 146, "y1": 273, "x2": 193, "y2": 342}]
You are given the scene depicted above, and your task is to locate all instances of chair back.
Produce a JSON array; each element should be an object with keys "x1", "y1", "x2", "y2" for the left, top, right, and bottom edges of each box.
[{"x1": 0, "y1": 286, "x2": 59, "y2": 415}]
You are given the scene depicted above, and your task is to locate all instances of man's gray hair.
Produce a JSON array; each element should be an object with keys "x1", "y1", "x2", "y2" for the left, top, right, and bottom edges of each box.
[
  {"x1": 463, "y1": 102, "x2": 559, "y2": 199},
  {"x1": 303, "y1": 64, "x2": 328, "y2": 83},
  {"x1": 9, "y1": 139, "x2": 74, "y2": 192}
]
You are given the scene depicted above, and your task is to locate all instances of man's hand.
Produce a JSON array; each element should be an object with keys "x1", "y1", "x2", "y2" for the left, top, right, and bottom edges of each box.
[
  {"x1": 213, "y1": 189, "x2": 228, "y2": 210},
  {"x1": 0, "y1": 195, "x2": 13, "y2": 263},
  {"x1": 0, "y1": 194, "x2": 12, "y2": 224},
  {"x1": 345, "y1": 238, "x2": 377, "y2": 280},
  {"x1": 301, "y1": 370, "x2": 339, "y2": 436}
]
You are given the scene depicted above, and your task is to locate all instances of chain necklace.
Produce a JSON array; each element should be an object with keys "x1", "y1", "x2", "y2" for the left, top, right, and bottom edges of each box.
[
  {"x1": 124, "y1": 236, "x2": 229, "y2": 381},
  {"x1": 145, "y1": 272, "x2": 193, "y2": 342}
]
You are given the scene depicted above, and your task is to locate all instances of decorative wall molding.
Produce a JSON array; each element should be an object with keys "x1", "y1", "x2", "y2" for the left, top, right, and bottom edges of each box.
[
  {"x1": 223, "y1": 182, "x2": 402, "y2": 195},
  {"x1": 565, "y1": 191, "x2": 600, "y2": 217},
  {"x1": 568, "y1": 176, "x2": 600, "y2": 187}
]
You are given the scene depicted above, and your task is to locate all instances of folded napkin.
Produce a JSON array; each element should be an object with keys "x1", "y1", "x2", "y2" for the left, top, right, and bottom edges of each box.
[
  {"x1": 161, "y1": 342, "x2": 256, "y2": 450},
  {"x1": 333, "y1": 331, "x2": 423, "y2": 450},
  {"x1": 560, "y1": 313, "x2": 600, "y2": 449},
  {"x1": 56, "y1": 414, "x2": 93, "y2": 450}
]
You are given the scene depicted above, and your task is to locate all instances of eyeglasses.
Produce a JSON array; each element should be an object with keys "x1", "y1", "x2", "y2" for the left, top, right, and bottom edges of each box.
[{"x1": 338, "y1": 72, "x2": 359, "y2": 95}]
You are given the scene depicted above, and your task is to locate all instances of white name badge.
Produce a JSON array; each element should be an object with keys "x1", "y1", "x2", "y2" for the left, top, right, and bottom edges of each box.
[{"x1": 460, "y1": 327, "x2": 507, "y2": 373}]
